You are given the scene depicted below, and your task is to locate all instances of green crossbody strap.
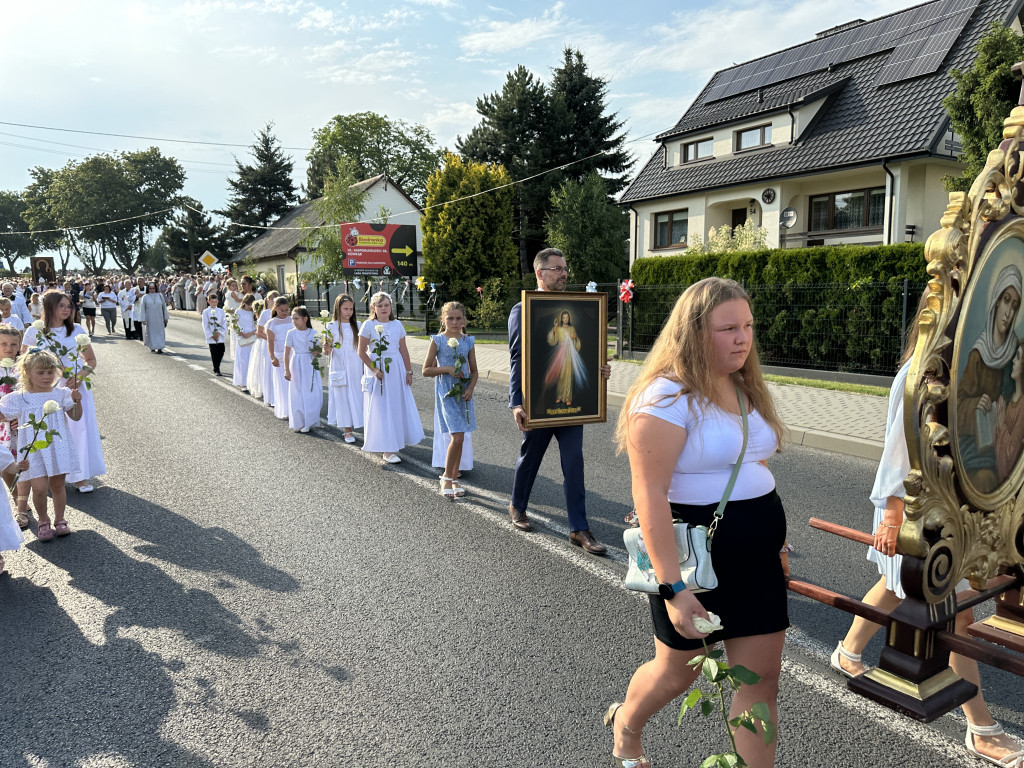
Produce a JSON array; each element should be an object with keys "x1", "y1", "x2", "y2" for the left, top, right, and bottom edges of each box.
[{"x1": 707, "y1": 385, "x2": 749, "y2": 548}]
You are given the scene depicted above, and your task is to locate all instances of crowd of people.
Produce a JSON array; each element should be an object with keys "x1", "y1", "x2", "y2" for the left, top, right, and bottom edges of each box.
[{"x1": 0, "y1": 256, "x2": 1020, "y2": 768}]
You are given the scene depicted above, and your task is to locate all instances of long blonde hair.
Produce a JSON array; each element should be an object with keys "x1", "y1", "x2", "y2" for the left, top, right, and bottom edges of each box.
[{"x1": 614, "y1": 277, "x2": 784, "y2": 453}]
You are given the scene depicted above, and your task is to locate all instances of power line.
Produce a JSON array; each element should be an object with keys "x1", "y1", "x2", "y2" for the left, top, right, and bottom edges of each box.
[{"x1": 0, "y1": 120, "x2": 312, "y2": 152}]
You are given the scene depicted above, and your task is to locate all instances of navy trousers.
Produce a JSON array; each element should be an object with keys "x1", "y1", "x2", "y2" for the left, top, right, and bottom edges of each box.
[{"x1": 510, "y1": 424, "x2": 589, "y2": 532}]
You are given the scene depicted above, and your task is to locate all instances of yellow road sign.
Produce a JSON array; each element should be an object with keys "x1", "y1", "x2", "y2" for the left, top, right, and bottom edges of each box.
[{"x1": 200, "y1": 250, "x2": 217, "y2": 268}]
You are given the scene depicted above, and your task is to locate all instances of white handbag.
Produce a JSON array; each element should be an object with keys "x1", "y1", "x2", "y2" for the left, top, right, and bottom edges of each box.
[
  {"x1": 623, "y1": 387, "x2": 748, "y2": 595},
  {"x1": 329, "y1": 369, "x2": 347, "y2": 387},
  {"x1": 361, "y1": 374, "x2": 376, "y2": 393},
  {"x1": 237, "y1": 334, "x2": 256, "y2": 347}
]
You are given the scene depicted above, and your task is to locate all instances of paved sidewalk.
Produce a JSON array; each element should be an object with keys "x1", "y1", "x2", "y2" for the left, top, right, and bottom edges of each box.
[{"x1": 168, "y1": 309, "x2": 885, "y2": 460}]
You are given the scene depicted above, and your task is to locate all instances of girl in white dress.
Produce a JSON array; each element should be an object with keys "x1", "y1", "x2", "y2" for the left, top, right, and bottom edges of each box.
[
  {"x1": 223, "y1": 278, "x2": 244, "y2": 359},
  {"x1": 232, "y1": 294, "x2": 258, "y2": 389},
  {"x1": 0, "y1": 325, "x2": 31, "y2": 528},
  {"x1": 357, "y1": 292, "x2": 424, "y2": 463},
  {"x1": 23, "y1": 290, "x2": 106, "y2": 493},
  {"x1": 257, "y1": 291, "x2": 280, "y2": 407},
  {"x1": 265, "y1": 297, "x2": 292, "y2": 421},
  {"x1": 284, "y1": 306, "x2": 322, "y2": 433},
  {"x1": 324, "y1": 294, "x2": 363, "y2": 442},
  {"x1": 0, "y1": 349, "x2": 82, "y2": 541},
  {"x1": 245, "y1": 299, "x2": 266, "y2": 399}
]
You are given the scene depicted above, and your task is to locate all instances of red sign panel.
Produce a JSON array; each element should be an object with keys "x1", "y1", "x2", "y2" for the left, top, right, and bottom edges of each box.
[{"x1": 340, "y1": 222, "x2": 417, "y2": 277}]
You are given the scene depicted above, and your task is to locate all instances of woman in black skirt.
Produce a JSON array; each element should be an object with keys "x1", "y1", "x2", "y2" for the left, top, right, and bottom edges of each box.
[{"x1": 607, "y1": 277, "x2": 788, "y2": 768}]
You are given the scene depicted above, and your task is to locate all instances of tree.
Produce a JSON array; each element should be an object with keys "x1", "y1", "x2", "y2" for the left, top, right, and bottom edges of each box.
[
  {"x1": 0, "y1": 191, "x2": 38, "y2": 273},
  {"x1": 298, "y1": 157, "x2": 369, "y2": 282},
  {"x1": 544, "y1": 173, "x2": 628, "y2": 284},
  {"x1": 22, "y1": 166, "x2": 78, "y2": 274},
  {"x1": 421, "y1": 152, "x2": 519, "y2": 311},
  {"x1": 161, "y1": 198, "x2": 223, "y2": 272},
  {"x1": 943, "y1": 22, "x2": 1024, "y2": 191},
  {"x1": 305, "y1": 112, "x2": 444, "y2": 204},
  {"x1": 550, "y1": 48, "x2": 634, "y2": 195},
  {"x1": 217, "y1": 123, "x2": 298, "y2": 253},
  {"x1": 458, "y1": 65, "x2": 564, "y2": 274},
  {"x1": 459, "y1": 51, "x2": 634, "y2": 274}
]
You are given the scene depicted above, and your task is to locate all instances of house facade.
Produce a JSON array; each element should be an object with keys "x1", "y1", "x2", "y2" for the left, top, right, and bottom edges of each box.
[
  {"x1": 621, "y1": 0, "x2": 1024, "y2": 264},
  {"x1": 229, "y1": 174, "x2": 424, "y2": 291}
]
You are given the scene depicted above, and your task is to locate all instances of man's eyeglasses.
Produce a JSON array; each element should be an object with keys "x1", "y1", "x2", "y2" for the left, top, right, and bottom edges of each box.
[{"x1": 539, "y1": 266, "x2": 569, "y2": 275}]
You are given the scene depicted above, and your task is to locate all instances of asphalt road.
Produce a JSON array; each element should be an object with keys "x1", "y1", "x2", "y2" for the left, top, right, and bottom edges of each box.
[{"x1": 0, "y1": 316, "x2": 1020, "y2": 768}]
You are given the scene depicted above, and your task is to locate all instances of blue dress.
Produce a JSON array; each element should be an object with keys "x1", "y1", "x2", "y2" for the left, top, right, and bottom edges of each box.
[{"x1": 433, "y1": 333, "x2": 477, "y2": 434}]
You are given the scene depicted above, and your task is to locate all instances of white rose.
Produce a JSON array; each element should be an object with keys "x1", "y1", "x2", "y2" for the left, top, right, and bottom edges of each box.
[
  {"x1": 320, "y1": 310, "x2": 330, "y2": 319},
  {"x1": 692, "y1": 612, "x2": 723, "y2": 635},
  {"x1": 447, "y1": 337, "x2": 459, "y2": 349},
  {"x1": 374, "y1": 324, "x2": 385, "y2": 334},
  {"x1": 31, "y1": 320, "x2": 45, "y2": 330},
  {"x1": 75, "y1": 333, "x2": 91, "y2": 347},
  {"x1": 0, "y1": 358, "x2": 14, "y2": 368},
  {"x1": 43, "y1": 400, "x2": 60, "y2": 415}
]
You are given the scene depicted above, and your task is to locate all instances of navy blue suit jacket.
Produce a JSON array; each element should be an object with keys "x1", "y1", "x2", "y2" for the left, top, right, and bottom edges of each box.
[{"x1": 508, "y1": 301, "x2": 523, "y2": 409}]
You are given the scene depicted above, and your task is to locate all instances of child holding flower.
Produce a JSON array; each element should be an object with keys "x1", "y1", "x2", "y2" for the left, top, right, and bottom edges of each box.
[
  {"x1": 0, "y1": 349, "x2": 82, "y2": 541},
  {"x1": 22, "y1": 290, "x2": 105, "y2": 493},
  {"x1": 201, "y1": 293, "x2": 227, "y2": 376},
  {"x1": 265, "y1": 296, "x2": 292, "y2": 420},
  {"x1": 357, "y1": 292, "x2": 423, "y2": 463},
  {"x1": 324, "y1": 294, "x2": 363, "y2": 442},
  {"x1": 283, "y1": 306, "x2": 321, "y2": 433},
  {"x1": 232, "y1": 294, "x2": 258, "y2": 390},
  {"x1": 0, "y1": 324, "x2": 31, "y2": 527},
  {"x1": 422, "y1": 301, "x2": 477, "y2": 499}
]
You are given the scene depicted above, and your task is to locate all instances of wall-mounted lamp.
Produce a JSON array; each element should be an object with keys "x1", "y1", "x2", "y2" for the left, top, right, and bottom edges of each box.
[{"x1": 905, "y1": 224, "x2": 916, "y2": 242}]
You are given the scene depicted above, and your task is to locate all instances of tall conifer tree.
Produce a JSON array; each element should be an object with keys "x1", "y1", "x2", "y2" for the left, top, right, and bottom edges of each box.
[{"x1": 217, "y1": 123, "x2": 298, "y2": 253}]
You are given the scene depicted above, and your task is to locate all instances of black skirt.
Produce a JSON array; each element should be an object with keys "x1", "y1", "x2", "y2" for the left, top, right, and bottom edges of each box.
[{"x1": 649, "y1": 490, "x2": 789, "y2": 651}]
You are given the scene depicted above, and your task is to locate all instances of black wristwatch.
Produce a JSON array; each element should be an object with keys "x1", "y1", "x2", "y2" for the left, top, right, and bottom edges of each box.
[{"x1": 658, "y1": 580, "x2": 686, "y2": 600}]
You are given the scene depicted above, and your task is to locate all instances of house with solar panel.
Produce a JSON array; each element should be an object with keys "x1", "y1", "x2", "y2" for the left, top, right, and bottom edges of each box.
[{"x1": 621, "y1": 0, "x2": 1021, "y2": 262}]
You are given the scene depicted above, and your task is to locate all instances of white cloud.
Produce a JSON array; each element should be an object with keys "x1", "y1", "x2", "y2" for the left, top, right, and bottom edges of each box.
[
  {"x1": 459, "y1": 1, "x2": 568, "y2": 56},
  {"x1": 408, "y1": 0, "x2": 455, "y2": 6},
  {"x1": 308, "y1": 41, "x2": 420, "y2": 84}
]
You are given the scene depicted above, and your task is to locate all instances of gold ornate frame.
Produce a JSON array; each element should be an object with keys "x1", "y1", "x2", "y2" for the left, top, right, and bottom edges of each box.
[{"x1": 902, "y1": 106, "x2": 1024, "y2": 604}]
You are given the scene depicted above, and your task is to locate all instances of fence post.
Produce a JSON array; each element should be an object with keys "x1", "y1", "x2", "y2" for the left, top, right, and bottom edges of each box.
[
  {"x1": 628, "y1": 299, "x2": 634, "y2": 359},
  {"x1": 616, "y1": 283, "x2": 623, "y2": 360},
  {"x1": 900, "y1": 279, "x2": 910, "y2": 352}
]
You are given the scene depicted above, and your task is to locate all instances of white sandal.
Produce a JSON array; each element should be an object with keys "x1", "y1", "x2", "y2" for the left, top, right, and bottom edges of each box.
[
  {"x1": 830, "y1": 641, "x2": 865, "y2": 678},
  {"x1": 966, "y1": 722, "x2": 1024, "y2": 767},
  {"x1": 439, "y1": 477, "x2": 457, "y2": 502}
]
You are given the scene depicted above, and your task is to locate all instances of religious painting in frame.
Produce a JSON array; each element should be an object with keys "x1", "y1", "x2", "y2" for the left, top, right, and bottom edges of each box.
[
  {"x1": 950, "y1": 220, "x2": 1024, "y2": 510},
  {"x1": 521, "y1": 290, "x2": 607, "y2": 428}
]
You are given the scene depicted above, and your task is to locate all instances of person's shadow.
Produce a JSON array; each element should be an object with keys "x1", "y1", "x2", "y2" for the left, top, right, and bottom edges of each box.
[{"x1": 0, "y1": 576, "x2": 216, "y2": 767}]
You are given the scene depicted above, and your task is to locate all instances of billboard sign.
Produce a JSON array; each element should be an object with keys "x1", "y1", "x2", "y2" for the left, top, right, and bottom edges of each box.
[{"x1": 340, "y1": 222, "x2": 417, "y2": 276}]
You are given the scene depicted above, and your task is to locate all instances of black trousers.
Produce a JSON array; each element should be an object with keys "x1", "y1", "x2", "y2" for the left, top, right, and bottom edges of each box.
[{"x1": 209, "y1": 342, "x2": 225, "y2": 374}]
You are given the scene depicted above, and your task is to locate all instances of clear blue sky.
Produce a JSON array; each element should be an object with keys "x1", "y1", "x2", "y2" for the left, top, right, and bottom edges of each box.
[{"x1": 1, "y1": 0, "x2": 913, "y2": 247}]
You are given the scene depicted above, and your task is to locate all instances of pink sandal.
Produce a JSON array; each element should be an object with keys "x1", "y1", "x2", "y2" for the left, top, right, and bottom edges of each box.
[
  {"x1": 54, "y1": 520, "x2": 71, "y2": 537},
  {"x1": 36, "y1": 522, "x2": 54, "y2": 541}
]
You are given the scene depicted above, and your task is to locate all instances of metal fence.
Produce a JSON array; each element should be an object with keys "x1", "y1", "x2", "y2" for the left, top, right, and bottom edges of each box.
[
  {"x1": 299, "y1": 278, "x2": 450, "y2": 330},
  {"x1": 618, "y1": 280, "x2": 928, "y2": 376}
]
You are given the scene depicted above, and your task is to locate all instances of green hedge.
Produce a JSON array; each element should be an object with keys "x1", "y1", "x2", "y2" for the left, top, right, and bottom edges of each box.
[{"x1": 627, "y1": 243, "x2": 929, "y2": 375}]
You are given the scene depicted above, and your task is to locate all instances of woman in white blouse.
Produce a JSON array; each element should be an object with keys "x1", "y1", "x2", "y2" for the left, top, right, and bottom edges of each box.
[{"x1": 608, "y1": 278, "x2": 787, "y2": 768}]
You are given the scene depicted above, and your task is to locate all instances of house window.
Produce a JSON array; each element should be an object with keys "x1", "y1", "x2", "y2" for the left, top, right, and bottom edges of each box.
[
  {"x1": 735, "y1": 124, "x2": 772, "y2": 152},
  {"x1": 654, "y1": 210, "x2": 688, "y2": 248},
  {"x1": 809, "y1": 187, "x2": 886, "y2": 231},
  {"x1": 682, "y1": 138, "x2": 713, "y2": 163}
]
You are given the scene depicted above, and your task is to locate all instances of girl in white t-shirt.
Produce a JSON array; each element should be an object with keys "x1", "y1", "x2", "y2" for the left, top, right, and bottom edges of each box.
[{"x1": 607, "y1": 277, "x2": 787, "y2": 768}]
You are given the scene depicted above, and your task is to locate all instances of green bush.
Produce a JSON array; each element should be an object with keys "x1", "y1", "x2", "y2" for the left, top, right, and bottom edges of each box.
[{"x1": 627, "y1": 243, "x2": 928, "y2": 374}]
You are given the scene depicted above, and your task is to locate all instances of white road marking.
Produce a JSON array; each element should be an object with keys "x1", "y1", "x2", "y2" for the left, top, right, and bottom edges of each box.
[{"x1": 187, "y1": 364, "x2": 206, "y2": 371}]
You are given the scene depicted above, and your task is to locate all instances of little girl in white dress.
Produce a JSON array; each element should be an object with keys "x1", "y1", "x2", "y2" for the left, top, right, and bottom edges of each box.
[
  {"x1": 357, "y1": 292, "x2": 424, "y2": 463},
  {"x1": 265, "y1": 297, "x2": 293, "y2": 421},
  {"x1": 284, "y1": 306, "x2": 322, "y2": 433},
  {"x1": 324, "y1": 294, "x2": 364, "y2": 442},
  {"x1": 0, "y1": 349, "x2": 83, "y2": 541}
]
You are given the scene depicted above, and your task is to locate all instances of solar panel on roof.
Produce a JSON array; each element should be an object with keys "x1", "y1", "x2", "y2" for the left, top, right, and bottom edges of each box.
[{"x1": 702, "y1": 0, "x2": 979, "y2": 103}]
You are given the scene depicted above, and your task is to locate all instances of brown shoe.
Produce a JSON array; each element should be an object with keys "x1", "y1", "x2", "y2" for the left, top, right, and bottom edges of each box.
[
  {"x1": 569, "y1": 530, "x2": 607, "y2": 555},
  {"x1": 509, "y1": 504, "x2": 533, "y2": 531}
]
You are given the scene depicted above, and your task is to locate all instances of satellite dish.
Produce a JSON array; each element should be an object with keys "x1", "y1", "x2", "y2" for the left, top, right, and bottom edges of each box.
[{"x1": 780, "y1": 207, "x2": 798, "y2": 229}]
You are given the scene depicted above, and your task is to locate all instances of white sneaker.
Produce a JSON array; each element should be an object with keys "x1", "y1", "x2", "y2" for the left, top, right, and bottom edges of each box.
[{"x1": 76, "y1": 484, "x2": 94, "y2": 493}]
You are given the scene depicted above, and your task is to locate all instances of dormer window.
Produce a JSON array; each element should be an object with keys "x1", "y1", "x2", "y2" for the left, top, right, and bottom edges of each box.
[
  {"x1": 735, "y1": 124, "x2": 772, "y2": 152},
  {"x1": 682, "y1": 138, "x2": 713, "y2": 163}
]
